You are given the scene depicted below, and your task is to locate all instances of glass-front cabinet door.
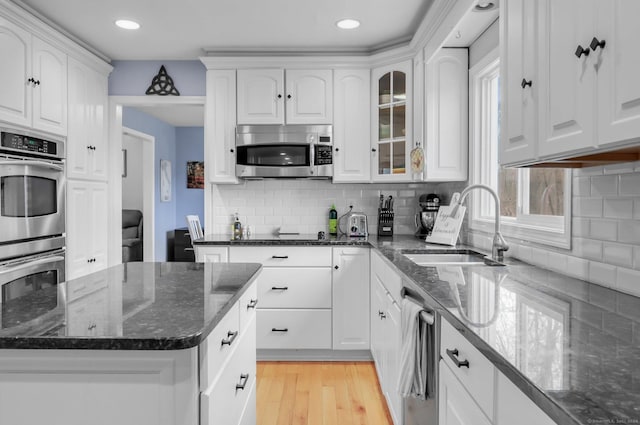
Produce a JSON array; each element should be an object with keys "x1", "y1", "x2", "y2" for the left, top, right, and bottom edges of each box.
[{"x1": 372, "y1": 61, "x2": 412, "y2": 182}]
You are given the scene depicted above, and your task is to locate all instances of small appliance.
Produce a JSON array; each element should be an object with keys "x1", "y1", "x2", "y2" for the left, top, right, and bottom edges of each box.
[
  {"x1": 415, "y1": 193, "x2": 440, "y2": 238},
  {"x1": 347, "y1": 213, "x2": 368, "y2": 237}
]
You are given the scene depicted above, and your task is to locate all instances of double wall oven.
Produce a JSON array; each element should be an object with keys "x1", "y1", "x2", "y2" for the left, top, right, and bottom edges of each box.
[{"x1": 0, "y1": 128, "x2": 66, "y2": 331}]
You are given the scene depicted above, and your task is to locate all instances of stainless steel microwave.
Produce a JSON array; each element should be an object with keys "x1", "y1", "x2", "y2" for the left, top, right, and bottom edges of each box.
[{"x1": 235, "y1": 125, "x2": 333, "y2": 179}]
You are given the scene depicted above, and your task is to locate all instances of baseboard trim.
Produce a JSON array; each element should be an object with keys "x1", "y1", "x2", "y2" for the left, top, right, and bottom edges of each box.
[{"x1": 257, "y1": 349, "x2": 373, "y2": 361}]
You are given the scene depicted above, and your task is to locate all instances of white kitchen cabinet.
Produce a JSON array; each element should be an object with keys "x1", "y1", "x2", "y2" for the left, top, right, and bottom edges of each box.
[
  {"x1": 439, "y1": 360, "x2": 493, "y2": 425},
  {"x1": 257, "y1": 268, "x2": 331, "y2": 309},
  {"x1": 499, "y1": 0, "x2": 538, "y2": 165},
  {"x1": 205, "y1": 70, "x2": 238, "y2": 184},
  {"x1": 332, "y1": 247, "x2": 370, "y2": 350},
  {"x1": 424, "y1": 48, "x2": 468, "y2": 181},
  {"x1": 237, "y1": 69, "x2": 332, "y2": 125},
  {"x1": 256, "y1": 309, "x2": 332, "y2": 349},
  {"x1": 333, "y1": 69, "x2": 371, "y2": 183},
  {"x1": 0, "y1": 16, "x2": 66, "y2": 136},
  {"x1": 372, "y1": 61, "x2": 412, "y2": 182},
  {"x1": 496, "y1": 372, "x2": 556, "y2": 425},
  {"x1": 66, "y1": 180, "x2": 108, "y2": 279},
  {"x1": 66, "y1": 57, "x2": 108, "y2": 181},
  {"x1": 195, "y1": 246, "x2": 229, "y2": 263}
]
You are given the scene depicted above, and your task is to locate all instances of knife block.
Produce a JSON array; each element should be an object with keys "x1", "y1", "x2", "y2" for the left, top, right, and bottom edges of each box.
[{"x1": 377, "y1": 208, "x2": 394, "y2": 236}]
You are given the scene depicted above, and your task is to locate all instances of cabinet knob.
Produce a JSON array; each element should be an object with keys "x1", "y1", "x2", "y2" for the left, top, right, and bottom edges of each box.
[
  {"x1": 371, "y1": 148, "x2": 377, "y2": 153},
  {"x1": 575, "y1": 44, "x2": 590, "y2": 58},
  {"x1": 334, "y1": 265, "x2": 339, "y2": 270},
  {"x1": 590, "y1": 37, "x2": 606, "y2": 52},
  {"x1": 520, "y1": 78, "x2": 532, "y2": 89},
  {"x1": 287, "y1": 94, "x2": 292, "y2": 99},
  {"x1": 230, "y1": 148, "x2": 234, "y2": 153},
  {"x1": 277, "y1": 94, "x2": 282, "y2": 99},
  {"x1": 335, "y1": 148, "x2": 339, "y2": 152}
]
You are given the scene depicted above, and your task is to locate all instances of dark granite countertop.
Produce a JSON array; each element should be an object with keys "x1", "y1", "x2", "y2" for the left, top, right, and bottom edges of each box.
[
  {"x1": 371, "y1": 236, "x2": 640, "y2": 425},
  {"x1": 0, "y1": 262, "x2": 261, "y2": 350},
  {"x1": 193, "y1": 233, "x2": 372, "y2": 246}
]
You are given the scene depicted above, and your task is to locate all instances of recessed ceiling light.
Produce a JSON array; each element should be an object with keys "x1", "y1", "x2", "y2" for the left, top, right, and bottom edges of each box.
[
  {"x1": 115, "y1": 19, "x2": 140, "y2": 30},
  {"x1": 474, "y1": 1, "x2": 497, "y2": 11},
  {"x1": 336, "y1": 19, "x2": 360, "y2": 30}
]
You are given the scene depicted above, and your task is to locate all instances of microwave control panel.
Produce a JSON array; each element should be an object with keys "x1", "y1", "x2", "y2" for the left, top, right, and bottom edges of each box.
[{"x1": 315, "y1": 144, "x2": 333, "y2": 165}]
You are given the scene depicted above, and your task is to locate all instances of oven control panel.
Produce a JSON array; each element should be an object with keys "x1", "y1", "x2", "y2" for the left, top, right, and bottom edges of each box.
[{"x1": 1, "y1": 131, "x2": 60, "y2": 157}]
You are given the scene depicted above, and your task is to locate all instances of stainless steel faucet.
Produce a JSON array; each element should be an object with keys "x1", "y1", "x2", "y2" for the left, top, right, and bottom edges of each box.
[{"x1": 451, "y1": 184, "x2": 509, "y2": 262}]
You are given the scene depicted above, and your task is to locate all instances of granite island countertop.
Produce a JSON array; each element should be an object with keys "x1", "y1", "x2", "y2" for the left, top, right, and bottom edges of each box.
[
  {"x1": 0, "y1": 262, "x2": 261, "y2": 350},
  {"x1": 197, "y1": 233, "x2": 640, "y2": 425}
]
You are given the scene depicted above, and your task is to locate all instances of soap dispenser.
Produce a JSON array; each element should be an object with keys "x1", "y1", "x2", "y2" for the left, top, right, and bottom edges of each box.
[{"x1": 233, "y1": 213, "x2": 242, "y2": 240}]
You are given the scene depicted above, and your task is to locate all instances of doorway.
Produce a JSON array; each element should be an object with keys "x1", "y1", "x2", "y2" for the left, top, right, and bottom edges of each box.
[{"x1": 122, "y1": 127, "x2": 155, "y2": 262}]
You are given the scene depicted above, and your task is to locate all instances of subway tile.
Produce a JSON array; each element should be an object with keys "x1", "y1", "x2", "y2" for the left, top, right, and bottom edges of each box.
[
  {"x1": 588, "y1": 261, "x2": 617, "y2": 288},
  {"x1": 591, "y1": 175, "x2": 618, "y2": 197},
  {"x1": 529, "y1": 247, "x2": 549, "y2": 267},
  {"x1": 616, "y1": 268, "x2": 640, "y2": 298},
  {"x1": 604, "y1": 162, "x2": 638, "y2": 175},
  {"x1": 619, "y1": 173, "x2": 640, "y2": 196},
  {"x1": 547, "y1": 252, "x2": 568, "y2": 273},
  {"x1": 603, "y1": 243, "x2": 634, "y2": 268},
  {"x1": 603, "y1": 199, "x2": 634, "y2": 219},
  {"x1": 574, "y1": 197, "x2": 603, "y2": 218},
  {"x1": 566, "y1": 256, "x2": 590, "y2": 281},
  {"x1": 575, "y1": 166, "x2": 604, "y2": 177},
  {"x1": 589, "y1": 219, "x2": 618, "y2": 241},
  {"x1": 572, "y1": 217, "x2": 590, "y2": 237},
  {"x1": 573, "y1": 237, "x2": 603, "y2": 261},
  {"x1": 617, "y1": 220, "x2": 640, "y2": 244},
  {"x1": 573, "y1": 176, "x2": 591, "y2": 197}
]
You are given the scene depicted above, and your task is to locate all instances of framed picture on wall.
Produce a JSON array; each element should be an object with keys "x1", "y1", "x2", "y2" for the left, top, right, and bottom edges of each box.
[
  {"x1": 160, "y1": 159, "x2": 171, "y2": 202},
  {"x1": 187, "y1": 161, "x2": 204, "y2": 189}
]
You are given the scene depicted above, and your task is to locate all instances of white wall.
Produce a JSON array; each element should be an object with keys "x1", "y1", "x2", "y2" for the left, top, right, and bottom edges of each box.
[
  {"x1": 469, "y1": 18, "x2": 499, "y2": 68},
  {"x1": 209, "y1": 180, "x2": 466, "y2": 237},
  {"x1": 122, "y1": 133, "x2": 144, "y2": 211}
]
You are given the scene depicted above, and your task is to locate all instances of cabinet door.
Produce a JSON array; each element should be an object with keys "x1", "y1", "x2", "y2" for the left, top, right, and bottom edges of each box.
[
  {"x1": 424, "y1": 48, "x2": 468, "y2": 181},
  {"x1": 332, "y1": 248, "x2": 370, "y2": 350},
  {"x1": 89, "y1": 182, "x2": 108, "y2": 272},
  {"x1": 0, "y1": 16, "x2": 31, "y2": 128},
  {"x1": 237, "y1": 69, "x2": 284, "y2": 124},
  {"x1": 371, "y1": 273, "x2": 387, "y2": 374},
  {"x1": 333, "y1": 69, "x2": 371, "y2": 183},
  {"x1": 596, "y1": 1, "x2": 640, "y2": 148},
  {"x1": 439, "y1": 361, "x2": 492, "y2": 425},
  {"x1": 496, "y1": 372, "x2": 556, "y2": 425},
  {"x1": 196, "y1": 246, "x2": 229, "y2": 263},
  {"x1": 206, "y1": 70, "x2": 238, "y2": 184},
  {"x1": 372, "y1": 61, "x2": 412, "y2": 182},
  {"x1": 499, "y1": 0, "x2": 538, "y2": 165},
  {"x1": 31, "y1": 37, "x2": 67, "y2": 136},
  {"x1": 67, "y1": 58, "x2": 108, "y2": 181},
  {"x1": 384, "y1": 298, "x2": 403, "y2": 425},
  {"x1": 537, "y1": 0, "x2": 597, "y2": 158},
  {"x1": 285, "y1": 69, "x2": 333, "y2": 124}
]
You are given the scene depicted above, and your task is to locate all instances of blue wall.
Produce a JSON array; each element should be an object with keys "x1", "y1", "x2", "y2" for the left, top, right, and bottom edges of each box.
[
  {"x1": 122, "y1": 107, "x2": 177, "y2": 261},
  {"x1": 175, "y1": 127, "x2": 205, "y2": 229},
  {"x1": 109, "y1": 60, "x2": 206, "y2": 96}
]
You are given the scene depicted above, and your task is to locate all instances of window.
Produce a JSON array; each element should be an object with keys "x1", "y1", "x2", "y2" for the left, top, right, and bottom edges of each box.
[{"x1": 469, "y1": 49, "x2": 571, "y2": 248}]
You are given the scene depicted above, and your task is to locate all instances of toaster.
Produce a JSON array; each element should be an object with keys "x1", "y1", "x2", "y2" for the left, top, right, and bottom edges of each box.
[{"x1": 347, "y1": 213, "x2": 368, "y2": 237}]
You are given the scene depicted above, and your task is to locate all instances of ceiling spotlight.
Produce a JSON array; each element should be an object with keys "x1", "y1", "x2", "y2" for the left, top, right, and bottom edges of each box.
[
  {"x1": 474, "y1": 1, "x2": 496, "y2": 11},
  {"x1": 115, "y1": 19, "x2": 140, "y2": 30},
  {"x1": 336, "y1": 19, "x2": 360, "y2": 30}
]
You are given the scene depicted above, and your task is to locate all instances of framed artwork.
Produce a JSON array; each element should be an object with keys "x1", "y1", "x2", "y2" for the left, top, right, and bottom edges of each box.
[
  {"x1": 160, "y1": 159, "x2": 171, "y2": 202},
  {"x1": 187, "y1": 161, "x2": 204, "y2": 189}
]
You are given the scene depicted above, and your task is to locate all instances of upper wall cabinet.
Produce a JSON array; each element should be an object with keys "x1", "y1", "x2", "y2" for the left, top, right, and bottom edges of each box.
[
  {"x1": 501, "y1": 0, "x2": 640, "y2": 166},
  {"x1": 206, "y1": 70, "x2": 238, "y2": 184},
  {"x1": 236, "y1": 69, "x2": 333, "y2": 125},
  {"x1": 424, "y1": 48, "x2": 468, "y2": 181},
  {"x1": 371, "y1": 61, "x2": 412, "y2": 182},
  {"x1": 333, "y1": 69, "x2": 371, "y2": 183},
  {"x1": 0, "y1": 16, "x2": 67, "y2": 136},
  {"x1": 67, "y1": 57, "x2": 108, "y2": 181}
]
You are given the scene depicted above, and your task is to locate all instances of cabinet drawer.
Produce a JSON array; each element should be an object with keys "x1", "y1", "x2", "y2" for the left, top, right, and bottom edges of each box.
[
  {"x1": 201, "y1": 318, "x2": 256, "y2": 425},
  {"x1": 200, "y1": 302, "x2": 240, "y2": 390},
  {"x1": 258, "y1": 268, "x2": 331, "y2": 308},
  {"x1": 440, "y1": 319, "x2": 495, "y2": 420},
  {"x1": 257, "y1": 309, "x2": 332, "y2": 349},
  {"x1": 371, "y1": 251, "x2": 402, "y2": 302},
  {"x1": 239, "y1": 280, "x2": 258, "y2": 331},
  {"x1": 230, "y1": 246, "x2": 331, "y2": 267}
]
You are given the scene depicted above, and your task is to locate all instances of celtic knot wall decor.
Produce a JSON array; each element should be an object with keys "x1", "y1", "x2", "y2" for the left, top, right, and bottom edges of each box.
[{"x1": 146, "y1": 65, "x2": 180, "y2": 96}]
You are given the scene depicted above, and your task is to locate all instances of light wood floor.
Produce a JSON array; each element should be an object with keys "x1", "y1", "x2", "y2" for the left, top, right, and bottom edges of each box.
[{"x1": 256, "y1": 361, "x2": 393, "y2": 425}]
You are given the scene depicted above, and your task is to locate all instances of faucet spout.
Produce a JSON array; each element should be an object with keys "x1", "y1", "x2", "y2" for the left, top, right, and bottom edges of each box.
[{"x1": 454, "y1": 184, "x2": 509, "y2": 262}]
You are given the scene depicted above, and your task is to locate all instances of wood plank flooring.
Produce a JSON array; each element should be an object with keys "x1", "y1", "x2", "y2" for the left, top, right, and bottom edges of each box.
[{"x1": 256, "y1": 361, "x2": 393, "y2": 425}]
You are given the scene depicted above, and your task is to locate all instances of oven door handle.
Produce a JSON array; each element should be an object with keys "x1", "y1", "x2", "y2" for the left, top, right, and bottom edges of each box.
[
  {"x1": 0, "y1": 255, "x2": 65, "y2": 274},
  {"x1": 0, "y1": 160, "x2": 64, "y2": 172}
]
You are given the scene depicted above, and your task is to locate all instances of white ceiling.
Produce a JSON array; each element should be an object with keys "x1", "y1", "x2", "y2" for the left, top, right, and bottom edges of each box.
[{"x1": 12, "y1": 0, "x2": 435, "y2": 60}]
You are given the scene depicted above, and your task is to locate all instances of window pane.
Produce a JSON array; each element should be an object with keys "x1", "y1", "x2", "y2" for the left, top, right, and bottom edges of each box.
[
  {"x1": 392, "y1": 71, "x2": 406, "y2": 101},
  {"x1": 529, "y1": 169, "x2": 565, "y2": 216},
  {"x1": 379, "y1": 107, "x2": 391, "y2": 140},
  {"x1": 378, "y1": 142, "x2": 391, "y2": 174},
  {"x1": 392, "y1": 141, "x2": 405, "y2": 174},
  {"x1": 379, "y1": 73, "x2": 391, "y2": 105},
  {"x1": 498, "y1": 167, "x2": 517, "y2": 217},
  {"x1": 392, "y1": 105, "x2": 406, "y2": 138}
]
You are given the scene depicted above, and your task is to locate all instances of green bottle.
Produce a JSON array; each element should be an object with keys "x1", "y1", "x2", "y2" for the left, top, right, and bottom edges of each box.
[{"x1": 329, "y1": 204, "x2": 338, "y2": 235}]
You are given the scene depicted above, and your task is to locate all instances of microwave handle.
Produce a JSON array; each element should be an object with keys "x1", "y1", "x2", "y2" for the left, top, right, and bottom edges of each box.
[
  {"x1": 0, "y1": 255, "x2": 65, "y2": 274},
  {"x1": 0, "y1": 160, "x2": 64, "y2": 172}
]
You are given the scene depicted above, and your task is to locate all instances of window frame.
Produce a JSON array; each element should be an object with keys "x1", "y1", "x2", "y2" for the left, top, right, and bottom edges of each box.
[{"x1": 468, "y1": 47, "x2": 572, "y2": 249}]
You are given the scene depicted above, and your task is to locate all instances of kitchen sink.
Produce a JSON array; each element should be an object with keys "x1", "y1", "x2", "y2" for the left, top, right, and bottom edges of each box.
[{"x1": 401, "y1": 249, "x2": 504, "y2": 266}]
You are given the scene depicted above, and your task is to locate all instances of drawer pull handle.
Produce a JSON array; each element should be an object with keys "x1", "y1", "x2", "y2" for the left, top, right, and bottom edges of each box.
[
  {"x1": 236, "y1": 373, "x2": 250, "y2": 390},
  {"x1": 271, "y1": 255, "x2": 289, "y2": 259},
  {"x1": 272, "y1": 328, "x2": 288, "y2": 332},
  {"x1": 446, "y1": 348, "x2": 470, "y2": 368},
  {"x1": 271, "y1": 286, "x2": 289, "y2": 291},
  {"x1": 378, "y1": 310, "x2": 386, "y2": 319},
  {"x1": 221, "y1": 331, "x2": 238, "y2": 346},
  {"x1": 247, "y1": 299, "x2": 258, "y2": 309}
]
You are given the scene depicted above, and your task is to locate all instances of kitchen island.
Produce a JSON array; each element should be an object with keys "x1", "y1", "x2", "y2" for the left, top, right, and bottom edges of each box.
[{"x1": 0, "y1": 262, "x2": 261, "y2": 425}]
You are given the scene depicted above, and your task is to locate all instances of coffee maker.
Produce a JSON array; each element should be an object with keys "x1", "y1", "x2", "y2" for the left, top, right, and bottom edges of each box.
[{"x1": 415, "y1": 193, "x2": 440, "y2": 238}]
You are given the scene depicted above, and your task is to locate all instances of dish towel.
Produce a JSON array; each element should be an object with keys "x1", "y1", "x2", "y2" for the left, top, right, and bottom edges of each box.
[{"x1": 397, "y1": 296, "x2": 435, "y2": 400}]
